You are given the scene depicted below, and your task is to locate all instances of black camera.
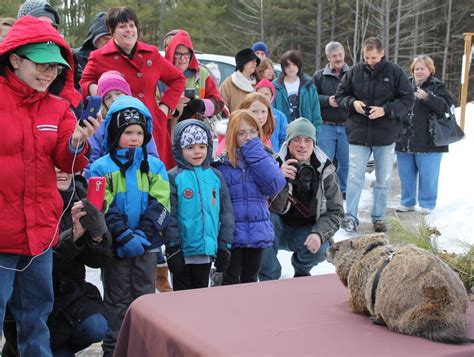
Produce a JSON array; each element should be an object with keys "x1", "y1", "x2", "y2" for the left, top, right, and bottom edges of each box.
[
  {"x1": 364, "y1": 106, "x2": 371, "y2": 116},
  {"x1": 289, "y1": 162, "x2": 315, "y2": 187}
]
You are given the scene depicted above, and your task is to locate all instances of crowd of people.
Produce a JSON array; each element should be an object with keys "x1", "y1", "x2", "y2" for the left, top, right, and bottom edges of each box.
[{"x1": 0, "y1": 1, "x2": 456, "y2": 355}]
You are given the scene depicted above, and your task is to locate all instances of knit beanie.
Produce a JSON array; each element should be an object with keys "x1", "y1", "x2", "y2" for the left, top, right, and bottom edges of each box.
[
  {"x1": 255, "y1": 79, "x2": 276, "y2": 103},
  {"x1": 235, "y1": 48, "x2": 260, "y2": 72},
  {"x1": 18, "y1": 1, "x2": 60, "y2": 26},
  {"x1": 251, "y1": 41, "x2": 269, "y2": 57},
  {"x1": 27, "y1": 3, "x2": 60, "y2": 26},
  {"x1": 108, "y1": 107, "x2": 150, "y2": 176},
  {"x1": 97, "y1": 70, "x2": 132, "y2": 98},
  {"x1": 286, "y1": 117, "x2": 316, "y2": 143},
  {"x1": 180, "y1": 124, "x2": 208, "y2": 149},
  {"x1": 108, "y1": 108, "x2": 148, "y2": 149}
]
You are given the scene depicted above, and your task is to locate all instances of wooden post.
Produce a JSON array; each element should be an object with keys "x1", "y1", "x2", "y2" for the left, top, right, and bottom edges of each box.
[{"x1": 459, "y1": 33, "x2": 473, "y2": 130}]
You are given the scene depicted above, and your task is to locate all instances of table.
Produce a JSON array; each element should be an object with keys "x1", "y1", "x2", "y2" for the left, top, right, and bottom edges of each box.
[{"x1": 114, "y1": 274, "x2": 474, "y2": 356}]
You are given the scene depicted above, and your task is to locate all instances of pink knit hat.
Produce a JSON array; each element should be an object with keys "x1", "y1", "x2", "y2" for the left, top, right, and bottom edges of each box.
[
  {"x1": 255, "y1": 79, "x2": 276, "y2": 103},
  {"x1": 97, "y1": 70, "x2": 132, "y2": 98}
]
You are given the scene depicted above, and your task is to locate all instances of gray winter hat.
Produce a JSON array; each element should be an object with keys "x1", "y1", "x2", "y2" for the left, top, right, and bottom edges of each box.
[
  {"x1": 286, "y1": 117, "x2": 316, "y2": 143},
  {"x1": 18, "y1": 0, "x2": 48, "y2": 18}
]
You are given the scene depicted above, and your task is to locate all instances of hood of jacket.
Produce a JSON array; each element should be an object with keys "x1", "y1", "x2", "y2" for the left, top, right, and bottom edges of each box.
[
  {"x1": 82, "y1": 12, "x2": 108, "y2": 50},
  {"x1": 102, "y1": 95, "x2": 153, "y2": 154},
  {"x1": 172, "y1": 119, "x2": 213, "y2": 170},
  {"x1": 165, "y1": 30, "x2": 199, "y2": 72},
  {"x1": 0, "y1": 16, "x2": 81, "y2": 106}
]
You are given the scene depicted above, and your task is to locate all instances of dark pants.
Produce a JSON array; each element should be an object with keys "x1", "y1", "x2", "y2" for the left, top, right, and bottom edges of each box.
[
  {"x1": 222, "y1": 247, "x2": 263, "y2": 285},
  {"x1": 172, "y1": 263, "x2": 212, "y2": 291}
]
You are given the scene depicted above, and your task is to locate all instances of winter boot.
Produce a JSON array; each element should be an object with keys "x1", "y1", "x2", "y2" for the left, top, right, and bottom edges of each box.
[{"x1": 156, "y1": 265, "x2": 173, "y2": 292}]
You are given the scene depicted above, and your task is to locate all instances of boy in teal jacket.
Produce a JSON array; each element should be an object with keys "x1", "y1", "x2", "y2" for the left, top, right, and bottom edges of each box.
[{"x1": 165, "y1": 119, "x2": 234, "y2": 290}]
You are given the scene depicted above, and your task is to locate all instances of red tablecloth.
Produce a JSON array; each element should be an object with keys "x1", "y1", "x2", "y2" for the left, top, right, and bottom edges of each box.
[{"x1": 114, "y1": 274, "x2": 474, "y2": 356}]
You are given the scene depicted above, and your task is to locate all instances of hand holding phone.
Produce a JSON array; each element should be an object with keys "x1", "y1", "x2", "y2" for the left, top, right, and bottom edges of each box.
[
  {"x1": 79, "y1": 96, "x2": 102, "y2": 127},
  {"x1": 184, "y1": 89, "x2": 196, "y2": 99},
  {"x1": 86, "y1": 177, "x2": 106, "y2": 210}
]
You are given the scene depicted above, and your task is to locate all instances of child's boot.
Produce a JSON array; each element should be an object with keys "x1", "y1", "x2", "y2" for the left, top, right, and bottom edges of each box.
[{"x1": 156, "y1": 265, "x2": 173, "y2": 292}]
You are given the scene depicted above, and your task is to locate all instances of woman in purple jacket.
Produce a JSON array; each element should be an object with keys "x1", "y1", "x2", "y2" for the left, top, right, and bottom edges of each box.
[{"x1": 214, "y1": 110, "x2": 285, "y2": 284}]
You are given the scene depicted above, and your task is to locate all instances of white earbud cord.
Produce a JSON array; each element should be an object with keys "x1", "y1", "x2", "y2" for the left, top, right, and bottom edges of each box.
[{"x1": 0, "y1": 138, "x2": 81, "y2": 272}]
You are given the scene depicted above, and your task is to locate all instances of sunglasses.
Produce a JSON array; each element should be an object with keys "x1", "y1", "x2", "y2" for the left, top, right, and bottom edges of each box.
[{"x1": 19, "y1": 55, "x2": 65, "y2": 75}]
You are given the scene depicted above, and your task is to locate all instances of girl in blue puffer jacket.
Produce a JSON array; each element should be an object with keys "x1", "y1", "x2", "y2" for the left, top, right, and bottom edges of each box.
[{"x1": 214, "y1": 110, "x2": 286, "y2": 284}]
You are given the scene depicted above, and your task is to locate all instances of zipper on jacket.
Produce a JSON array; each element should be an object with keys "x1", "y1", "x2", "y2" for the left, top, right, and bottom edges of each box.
[{"x1": 194, "y1": 169, "x2": 206, "y2": 252}]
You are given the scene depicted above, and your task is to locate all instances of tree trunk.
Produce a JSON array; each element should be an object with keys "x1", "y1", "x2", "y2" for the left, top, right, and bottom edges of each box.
[
  {"x1": 383, "y1": 0, "x2": 390, "y2": 58},
  {"x1": 442, "y1": 0, "x2": 452, "y2": 82},
  {"x1": 353, "y1": 0, "x2": 359, "y2": 63},
  {"x1": 315, "y1": 0, "x2": 322, "y2": 70},
  {"x1": 413, "y1": 2, "x2": 419, "y2": 57},
  {"x1": 393, "y1": 0, "x2": 402, "y2": 63}
]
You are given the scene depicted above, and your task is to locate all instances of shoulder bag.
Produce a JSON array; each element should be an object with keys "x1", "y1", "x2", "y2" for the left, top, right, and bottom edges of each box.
[{"x1": 429, "y1": 105, "x2": 465, "y2": 146}]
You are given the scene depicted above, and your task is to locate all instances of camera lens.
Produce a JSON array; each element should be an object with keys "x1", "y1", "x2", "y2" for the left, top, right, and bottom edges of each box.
[{"x1": 298, "y1": 165, "x2": 314, "y2": 182}]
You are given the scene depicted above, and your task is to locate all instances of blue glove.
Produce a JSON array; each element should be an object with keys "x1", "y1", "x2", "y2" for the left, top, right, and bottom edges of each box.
[
  {"x1": 133, "y1": 229, "x2": 152, "y2": 249},
  {"x1": 115, "y1": 229, "x2": 147, "y2": 258}
]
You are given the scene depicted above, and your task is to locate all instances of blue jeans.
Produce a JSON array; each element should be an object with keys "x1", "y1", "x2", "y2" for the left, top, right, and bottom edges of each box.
[
  {"x1": 317, "y1": 123, "x2": 349, "y2": 193},
  {"x1": 396, "y1": 152, "x2": 442, "y2": 210},
  {"x1": 0, "y1": 249, "x2": 54, "y2": 357},
  {"x1": 346, "y1": 143, "x2": 395, "y2": 223},
  {"x1": 53, "y1": 314, "x2": 109, "y2": 357},
  {"x1": 259, "y1": 213, "x2": 330, "y2": 281}
]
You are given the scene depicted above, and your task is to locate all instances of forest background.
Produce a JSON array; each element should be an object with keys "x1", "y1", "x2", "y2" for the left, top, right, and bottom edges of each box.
[{"x1": 1, "y1": 0, "x2": 473, "y2": 102}]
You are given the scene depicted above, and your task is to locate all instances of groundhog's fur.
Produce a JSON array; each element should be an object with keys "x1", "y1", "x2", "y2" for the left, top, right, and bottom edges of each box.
[{"x1": 326, "y1": 233, "x2": 471, "y2": 344}]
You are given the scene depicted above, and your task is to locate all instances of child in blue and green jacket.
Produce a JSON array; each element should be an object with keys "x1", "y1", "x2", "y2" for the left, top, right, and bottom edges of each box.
[
  {"x1": 164, "y1": 119, "x2": 235, "y2": 290},
  {"x1": 89, "y1": 95, "x2": 180, "y2": 355}
]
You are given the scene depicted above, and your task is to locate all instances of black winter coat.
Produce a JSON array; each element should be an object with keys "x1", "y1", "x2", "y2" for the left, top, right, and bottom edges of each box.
[
  {"x1": 313, "y1": 63, "x2": 350, "y2": 124},
  {"x1": 49, "y1": 176, "x2": 112, "y2": 349},
  {"x1": 335, "y1": 57, "x2": 415, "y2": 146},
  {"x1": 395, "y1": 76, "x2": 451, "y2": 153}
]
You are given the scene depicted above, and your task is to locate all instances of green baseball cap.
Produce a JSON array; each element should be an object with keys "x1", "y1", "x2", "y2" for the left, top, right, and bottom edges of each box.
[{"x1": 15, "y1": 42, "x2": 71, "y2": 69}]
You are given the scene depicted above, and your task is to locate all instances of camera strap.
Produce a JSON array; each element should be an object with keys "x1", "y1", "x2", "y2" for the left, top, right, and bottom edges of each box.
[{"x1": 287, "y1": 193, "x2": 312, "y2": 218}]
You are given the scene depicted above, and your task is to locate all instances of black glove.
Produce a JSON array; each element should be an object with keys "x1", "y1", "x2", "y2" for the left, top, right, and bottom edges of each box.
[
  {"x1": 80, "y1": 199, "x2": 108, "y2": 238},
  {"x1": 165, "y1": 246, "x2": 185, "y2": 275},
  {"x1": 214, "y1": 249, "x2": 231, "y2": 273},
  {"x1": 180, "y1": 98, "x2": 205, "y2": 120}
]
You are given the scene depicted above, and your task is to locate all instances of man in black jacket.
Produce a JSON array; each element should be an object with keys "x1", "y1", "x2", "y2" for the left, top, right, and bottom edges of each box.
[
  {"x1": 313, "y1": 41, "x2": 350, "y2": 199},
  {"x1": 335, "y1": 37, "x2": 414, "y2": 233}
]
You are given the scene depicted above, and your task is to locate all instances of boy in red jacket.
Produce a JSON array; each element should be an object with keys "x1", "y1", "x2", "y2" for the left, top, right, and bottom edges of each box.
[{"x1": 0, "y1": 16, "x2": 99, "y2": 356}]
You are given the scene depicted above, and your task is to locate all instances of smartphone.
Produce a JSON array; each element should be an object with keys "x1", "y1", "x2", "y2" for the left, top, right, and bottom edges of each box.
[
  {"x1": 86, "y1": 177, "x2": 106, "y2": 210},
  {"x1": 184, "y1": 89, "x2": 196, "y2": 99},
  {"x1": 79, "y1": 96, "x2": 102, "y2": 127}
]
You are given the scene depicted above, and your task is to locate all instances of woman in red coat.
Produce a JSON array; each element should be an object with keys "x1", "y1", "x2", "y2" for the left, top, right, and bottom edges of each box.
[{"x1": 80, "y1": 6, "x2": 185, "y2": 169}]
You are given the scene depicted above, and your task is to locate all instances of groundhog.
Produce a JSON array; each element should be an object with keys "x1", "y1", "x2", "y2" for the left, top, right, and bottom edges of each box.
[{"x1": 326, "y1": 233, "x2": 472, "y2": 344}]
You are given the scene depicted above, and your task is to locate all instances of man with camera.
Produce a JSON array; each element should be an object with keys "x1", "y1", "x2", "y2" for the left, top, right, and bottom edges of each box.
[
  {"x1": 259, "y1": 118, "x2": 344, "y2": 280},
  {"x1": 335, "y1": 37, "x2": 414, "y2": 233}
]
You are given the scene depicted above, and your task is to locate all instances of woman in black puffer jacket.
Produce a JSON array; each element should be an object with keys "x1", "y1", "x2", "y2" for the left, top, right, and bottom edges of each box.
[{"x1": 395, "y1": 55, "x2": 453, "y2": 215}]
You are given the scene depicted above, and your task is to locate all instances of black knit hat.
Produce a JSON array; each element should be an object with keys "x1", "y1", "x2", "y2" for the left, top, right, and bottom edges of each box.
[
  {"x1": 235, "y1": 48, "x2": 260, "y2": 72},
  {"x1": 108, "y1": 108, "x2": 150, "y2": 176}
]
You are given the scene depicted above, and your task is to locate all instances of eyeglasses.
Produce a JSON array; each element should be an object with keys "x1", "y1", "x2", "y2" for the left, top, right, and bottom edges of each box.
[
  {"x1": 174, "y1": 51, "x2": 192, "y2": 59},
  {"x1": 290, "y1": 136, "x2": 314, "y2": 145},
  {"x1": 237, "y1": 128, "x2": 259, "y2": 139},
  {"x1": 19, "y1": 56, "x2": 64, "y2": 75}
]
